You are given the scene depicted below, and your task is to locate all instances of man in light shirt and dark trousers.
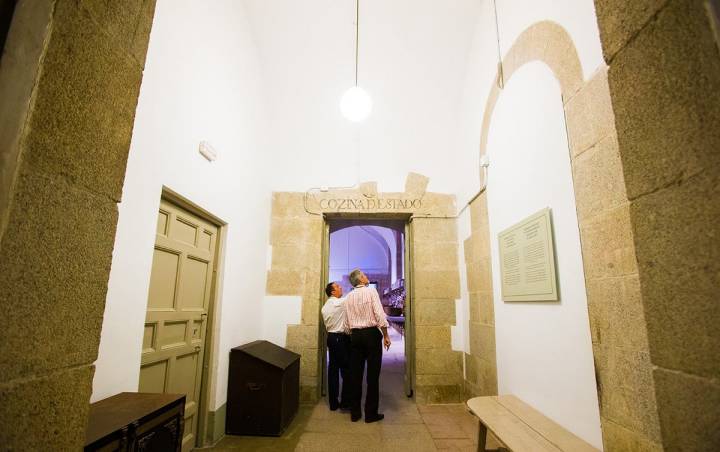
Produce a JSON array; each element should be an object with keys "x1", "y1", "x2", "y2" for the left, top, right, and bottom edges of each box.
[
  {"x1": 321, "y1": 282, "x2": 351, "y2": 411},
  {"x1": 344, "y1": 268, "x2": 391, "y2": 423}
]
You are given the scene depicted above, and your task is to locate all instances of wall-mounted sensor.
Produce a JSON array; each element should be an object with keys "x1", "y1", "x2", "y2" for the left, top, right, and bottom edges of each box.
[{"x1": 199, "y1": 141, "x2": 217, "y2": 162}]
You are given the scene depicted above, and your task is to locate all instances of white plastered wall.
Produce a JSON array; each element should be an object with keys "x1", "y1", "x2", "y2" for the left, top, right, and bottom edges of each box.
[
  {"x1": 92, "y1": 0, "x2": 272, "y2": 412},
  {"x1": 93, "y1": 0, "x2": 484, "y2": 411},
  {"x1": 92, "y1": 1, "x2": 607, "y2": 441},
  {"x1": 487, "y1": 63, "x2": 601, "y2": 447},
  {"x1": 454, "y1": 0, "x2": 605, "y2": 448}
]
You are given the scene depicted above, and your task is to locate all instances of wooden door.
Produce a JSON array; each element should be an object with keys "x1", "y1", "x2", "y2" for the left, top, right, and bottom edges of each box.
[
  {"x1": 404, "y1": 222, "x2": 415, "y2": 398},
  {"x1": 319, "y1": 219, "x2": 330, "y2": 397},
  {"x1": 140, "y1": 198, "x2": 218, "y2": 451}
]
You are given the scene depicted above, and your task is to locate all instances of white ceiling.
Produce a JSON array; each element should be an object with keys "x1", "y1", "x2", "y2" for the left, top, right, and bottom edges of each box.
[
  {"x1": 243, "y1": 0, "x2": 483, "y2": 95},
  {"x1": 241, "y1": 0, "x2": 486, "y2": 193}
]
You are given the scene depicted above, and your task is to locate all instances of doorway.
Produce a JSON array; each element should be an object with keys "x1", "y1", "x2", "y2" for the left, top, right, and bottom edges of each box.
[
  {"x1": 139, "y1": 194, "x2": 223, "y2": 451},
  {"x1": 320, "y1": 218, "x2": 414, "y2": 407}
]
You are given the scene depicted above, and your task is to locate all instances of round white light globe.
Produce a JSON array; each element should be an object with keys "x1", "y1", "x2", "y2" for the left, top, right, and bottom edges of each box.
[{"x1": 340, "y1": 86, "x2": 372, "y2": 122}]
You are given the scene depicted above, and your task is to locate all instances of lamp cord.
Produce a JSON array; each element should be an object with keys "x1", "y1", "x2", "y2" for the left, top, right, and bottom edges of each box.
[
  {"x1": 355, "y1": 0, "x2": 359, "y2": 86},
  {"x1": 492, "y1": 0, "x2": 504, "y2": 88}
]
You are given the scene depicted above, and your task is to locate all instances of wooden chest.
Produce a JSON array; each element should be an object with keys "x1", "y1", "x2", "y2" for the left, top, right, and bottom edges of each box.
[{"x1": 85, "y1": 392, "x2": 185, "y2": 452}]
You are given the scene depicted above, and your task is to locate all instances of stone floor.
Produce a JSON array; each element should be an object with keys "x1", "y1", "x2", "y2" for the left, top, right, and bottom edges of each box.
[{"x1": 206, "y1": 329, "x2": 501, "y2": 451}]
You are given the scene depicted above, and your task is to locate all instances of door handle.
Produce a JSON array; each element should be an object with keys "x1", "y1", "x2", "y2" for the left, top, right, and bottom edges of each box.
[{"x1": 194, "y1": 345, "x2": 201, "y2": 352}]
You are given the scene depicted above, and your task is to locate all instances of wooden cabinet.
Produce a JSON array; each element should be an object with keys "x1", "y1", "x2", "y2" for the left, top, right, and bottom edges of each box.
[
  {"x1": 85, "y1": 392, "x2": 185, "y2": 452},
  {"x1": 226, "y1": 341, "x2": 300, "y2": 436}
]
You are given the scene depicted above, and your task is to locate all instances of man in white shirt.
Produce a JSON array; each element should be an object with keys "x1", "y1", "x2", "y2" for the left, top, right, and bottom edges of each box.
[{"x1": 321, "y1": 281, "x2": 351, "y2": 411}]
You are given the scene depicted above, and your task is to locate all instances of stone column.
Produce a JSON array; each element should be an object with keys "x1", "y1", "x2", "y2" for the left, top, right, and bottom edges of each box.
[
  {"x1": 593, "y1": 1, "x2": 720, "y2": 449},
  {"x1": 412, "y1": 212, "x2": 464, "y2": 403},
  {"x1": 462, "y1": 194, "x2": 498, "y2": 398},
  {"x1": 566, "y1": 66, "x2": 663, "y2": 451},
  {"x1": 0, "y1": 0, "x2": 156, "y2": 449},
  {"x1": 267, "y1": 192, "x2": 323, "y2": 402}
]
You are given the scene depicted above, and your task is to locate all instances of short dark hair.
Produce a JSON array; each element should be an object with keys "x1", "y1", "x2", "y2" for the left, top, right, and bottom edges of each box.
[{"x1": 325, "y1": 282, "x2": 336, "y2": 297}]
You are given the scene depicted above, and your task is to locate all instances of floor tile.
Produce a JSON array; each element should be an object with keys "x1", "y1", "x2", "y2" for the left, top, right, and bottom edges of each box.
[
  {"x1": 433, "y1": 438, "x2": 476, "y2": 451},
  {"x1": 207, "y1": 331, "x2": 481, "y2": 451},
  {"x1": 426, "y1": 421, "x2": 469, "y2": 439}
]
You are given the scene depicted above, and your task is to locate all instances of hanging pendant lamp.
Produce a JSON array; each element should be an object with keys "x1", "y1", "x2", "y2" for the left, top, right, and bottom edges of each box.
[{"x1": 340, "y1": 0, "x2": 372, "y2": 122}]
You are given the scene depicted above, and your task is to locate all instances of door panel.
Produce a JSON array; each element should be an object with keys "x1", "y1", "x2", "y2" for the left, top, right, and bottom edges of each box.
[
  {"x1": 175, "y1": 218, "x2": 198, "y2": 245},
  {"x1": 161, "y1": 322, "x2": 188, "y2": 348},
  {"x1": 180, "y1": 258, "x2": 210, "y2": 309},
  {"x1": 139, "y1": 360, "x2": 168, "y2": 393},
  {"x1": 142, "y1": 324, "x2": 156, "y2": 353},
  {"x1": 140, "y1": 199, "x2": 218, "y2": 451},
  {"x1": 191, "y1": 320, "x2": 203, "y2": 341},
  {"x1": 173, "y1": 352, "x2": 200, "y2": 401},
  {"x1": 198, "y1": 230, "x2": 212, "y2": 251},
  {"x1": 157, "y1": 210, "x2": 169, "y2": 235},
  {"x1": 148, "y1": 249, "x2": 180, "y2": 309}
]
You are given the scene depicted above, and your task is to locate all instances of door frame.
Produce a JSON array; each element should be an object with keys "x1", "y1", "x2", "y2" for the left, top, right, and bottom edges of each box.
[
  {"x1": 160, "y1": 187, "x2": 227, "y2": 448},
  {"x1": 319, "y1": 220, "x2": 330, "y2": 398},
  {"x1": 318, "y1": 214, "x2": 415, "y2": 399},
  {"x1": 404, "y1": 220, "x2": 415, "y2": 397}
]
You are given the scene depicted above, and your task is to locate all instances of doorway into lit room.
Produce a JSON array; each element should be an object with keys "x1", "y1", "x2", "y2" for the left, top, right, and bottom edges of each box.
[{"x1": 321, "y1": 218, "x2": 412, "y2": 409}]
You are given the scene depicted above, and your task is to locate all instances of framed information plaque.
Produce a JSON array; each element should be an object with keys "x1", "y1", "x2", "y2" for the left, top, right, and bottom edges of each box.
[{"x1": 498, "y1": 208, "x2": 558, "y2": 302}]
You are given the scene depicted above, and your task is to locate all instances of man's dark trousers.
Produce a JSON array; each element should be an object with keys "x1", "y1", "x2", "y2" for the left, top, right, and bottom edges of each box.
[
  {"x1": 350, "y1": 327, "x2": 383, "y2": 418},
  {"x1": 327, "y1": 332, "x2": 351, "y2": 409}
]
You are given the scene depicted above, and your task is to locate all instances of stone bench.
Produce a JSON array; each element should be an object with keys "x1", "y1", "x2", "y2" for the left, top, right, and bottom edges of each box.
[{"x1": 466, "y1": 395, "x2": 599, "y2": 452}]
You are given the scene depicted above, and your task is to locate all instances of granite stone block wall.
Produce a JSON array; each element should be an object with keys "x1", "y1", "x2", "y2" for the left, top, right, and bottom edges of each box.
[
  {"x1": 462, "y1": 194, "x2": 498, "y2": 399},
  {"x1": 0, "y1": 0, "x2": 156, "y2": 449},
  {"x1": 594, "y1": 1, "x2": 720, "y2": 449},
  {"x1": 468, "y1": 20, "x2": 667, "y2": 450},
  {"x1": 568, "y1": 69, "x2": 663, "y2": 452},
  {"x1": 411, "y1": 216, "x2": 464, "y2": 404},
  {"x1": 267, "y1": 192, "x2": 324, "y2": 402}
]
